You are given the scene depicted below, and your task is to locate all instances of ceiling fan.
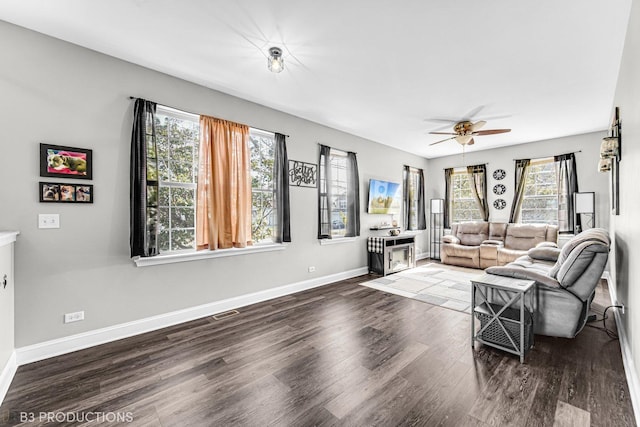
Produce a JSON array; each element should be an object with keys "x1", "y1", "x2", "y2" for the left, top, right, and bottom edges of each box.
[{"x1": 429, "y1": 120, "x2": 511, "y2": 146}]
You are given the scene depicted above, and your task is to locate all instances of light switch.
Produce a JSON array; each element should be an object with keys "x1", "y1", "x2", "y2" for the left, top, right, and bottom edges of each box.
[{"x1": 38, "y1": 214, "x2": 60, "y2": 229}]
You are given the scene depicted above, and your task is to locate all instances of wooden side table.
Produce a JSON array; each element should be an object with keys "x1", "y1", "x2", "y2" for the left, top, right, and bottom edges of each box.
[{"x1": 471, "y1": 273, "x2": 535, "y2": 363}]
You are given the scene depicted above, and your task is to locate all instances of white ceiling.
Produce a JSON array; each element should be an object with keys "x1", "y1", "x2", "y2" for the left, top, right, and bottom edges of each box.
[{"x1": 0, "y1": 0, "x2": 632, "y2": 158}]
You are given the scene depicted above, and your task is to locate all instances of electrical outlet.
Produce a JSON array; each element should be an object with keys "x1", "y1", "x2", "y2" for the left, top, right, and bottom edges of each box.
[
  {"x1": 38, "y1": 214, "x2": 60, "y2": 229},
  {"x1": 308, "y1": 266, "x2": 316, "y2": 273},
  {"x1": 64, "y1": 311, "x2": 84, "y2": 323}
]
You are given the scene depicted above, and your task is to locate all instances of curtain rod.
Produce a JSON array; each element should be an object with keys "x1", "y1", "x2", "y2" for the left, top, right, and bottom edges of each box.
[
  {"x1": 513, "y1": 150, "x2": 581, "y2": 161},
  {"x1": 442, "y1": 162, "x2": 488, "y2": 170},
  {"x1": 128, "y1": 96, "x2": 289, "y2": 137}
]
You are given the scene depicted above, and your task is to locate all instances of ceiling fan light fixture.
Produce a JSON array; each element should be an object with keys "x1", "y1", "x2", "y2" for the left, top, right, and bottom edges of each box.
[
  {"x1": 268, "y1": 47, "x2": 284, "y2": 73},
  {"x1": 456, "y1": 135, "x2": 473, "y2": 145}
]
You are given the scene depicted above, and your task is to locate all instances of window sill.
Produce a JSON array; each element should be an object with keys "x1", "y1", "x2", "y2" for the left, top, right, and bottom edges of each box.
[
  {"x1": 319, "y1": 237, "x2": 358, "y2": 246},
  {"x1": 133, "y1": 243, "x2": 286, "y2": 267}
]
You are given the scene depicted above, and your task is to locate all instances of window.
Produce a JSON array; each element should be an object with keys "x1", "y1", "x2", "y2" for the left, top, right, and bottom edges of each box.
[
  {"x1": 250, "y1": 129, "x2": 277, "y2": 244},
  {"x1": 450, "y1": 169, "x2": 483, "y2": 223},
  {"x1": 520, "y1": 158, "x2": 560, "y2": 225},
  {"x1": 155, "y1": 106, "x2": 277, "y2": 253},
  {"x1": 320, "y1": 149, "x2": 348, "y2": 237},
  {"x1": 318, "y1": 146, "x2": 360, "y2": 239},
  {"x1": 156, "y1": 106, "x2": 200, "y2": 252}
]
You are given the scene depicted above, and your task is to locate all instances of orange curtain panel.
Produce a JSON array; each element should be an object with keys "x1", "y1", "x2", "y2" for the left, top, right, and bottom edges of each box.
[{"x1": 196, "y1": 116, "x2": 251, "y2": 250}]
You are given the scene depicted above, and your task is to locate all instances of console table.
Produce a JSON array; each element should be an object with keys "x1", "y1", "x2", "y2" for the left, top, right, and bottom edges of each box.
[
  {"x1": 367, "y1": 235, "x2": 416, "y2": 276},
  {"x1": 0, "y1": 231, "x2": 18, "y2": 403},
  {"x1": 471, "y1": 273, "x2": 535, "y2": 363}
]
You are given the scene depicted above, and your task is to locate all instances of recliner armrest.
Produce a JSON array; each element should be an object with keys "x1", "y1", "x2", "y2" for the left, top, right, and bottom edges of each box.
[
  {"x1": 527, "y1": 246, "x2": 561, "y2": 262},
  {"x1": 486, "y1": 266, "x2": 561, "y2": 289},
  {"x1": 536, "y1": 241, "x2": 558, "y2": 248},
  {"x1": 442, "y1": 235, "x2": 460, "y2": 244}
]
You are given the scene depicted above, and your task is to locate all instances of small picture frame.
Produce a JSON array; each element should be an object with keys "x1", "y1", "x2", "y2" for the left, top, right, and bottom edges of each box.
[
  {"x1": 39, "y1": 182, "x2": 93, "y2": 203},
  {"x1": 40, "y1": 143, "x2": 93, "y2": 180}
]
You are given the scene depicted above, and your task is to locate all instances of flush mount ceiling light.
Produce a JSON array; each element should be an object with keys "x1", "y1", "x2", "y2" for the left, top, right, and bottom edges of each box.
[{"x1": 268, "y1": 47, "x2": 284, "y2": 73}]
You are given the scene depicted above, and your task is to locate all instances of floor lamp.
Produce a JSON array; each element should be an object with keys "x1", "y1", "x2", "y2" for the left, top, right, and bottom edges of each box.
[
  {"x1": 430, "y1": 199, "x2": 444, "y2": 260},
  {"x1": 574, "y1": 192, "x2": 595, "y2": 233}
]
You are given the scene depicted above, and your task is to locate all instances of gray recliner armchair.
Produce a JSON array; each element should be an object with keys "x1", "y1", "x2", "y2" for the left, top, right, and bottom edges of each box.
[{"x1": 485, "y1": 228, "x2": 610, "y2": 338}]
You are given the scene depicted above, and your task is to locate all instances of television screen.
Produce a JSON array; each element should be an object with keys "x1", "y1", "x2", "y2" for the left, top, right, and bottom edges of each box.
[{"x1": 367, "y1": 179, "x2": 402, "y2": 215}]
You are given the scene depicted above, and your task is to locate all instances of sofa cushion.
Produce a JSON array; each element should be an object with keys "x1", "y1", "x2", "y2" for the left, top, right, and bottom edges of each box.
[
  {"x1": 489, "y1": 223, "x2": 507, "y2": 241},
  {"x1": 444, "y1": 243, "x2": 480, "y2": 258},
  {"x1": 504, "y1": 224, "x2": 548, "y2": 251},
  {"x1": 497, "y1": 247, "x2": 527, "y2": 265},
  {"x1": 455, "y1": 222, "x2": 489, "y2": 246}
]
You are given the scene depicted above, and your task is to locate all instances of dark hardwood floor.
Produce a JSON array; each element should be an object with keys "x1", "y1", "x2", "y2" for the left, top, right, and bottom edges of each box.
[{"x1": 0, "y1": 265, "x2": 635, "y2": 426}]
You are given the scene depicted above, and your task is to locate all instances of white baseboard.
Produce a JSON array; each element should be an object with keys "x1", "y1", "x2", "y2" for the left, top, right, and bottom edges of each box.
[
  {"x1": 603, "y1": 272, "x2": 640, "y2": 424},
  {"x1": 417, "y1": 252, "x2": 430, "y2": 261},
  {"x1": 16, "y1": 267, "x2": 368, "y2": 366},
  {"x1": 0, "y1": 351, "x2": 17, "y2": 406}
]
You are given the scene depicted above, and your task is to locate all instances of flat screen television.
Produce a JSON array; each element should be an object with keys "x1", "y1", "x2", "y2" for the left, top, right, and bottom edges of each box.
[{"x1": 367, "y1": 179, "x2": 402, "y2": 215}]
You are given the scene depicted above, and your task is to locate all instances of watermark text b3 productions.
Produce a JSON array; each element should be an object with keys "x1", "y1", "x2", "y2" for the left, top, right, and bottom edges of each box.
[{"x1": 18, "y1": 411, "x2": 134, "y2": 423}]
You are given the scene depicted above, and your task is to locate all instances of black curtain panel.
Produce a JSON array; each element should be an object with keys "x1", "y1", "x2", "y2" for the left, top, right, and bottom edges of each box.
[
  {"x1": 467, "y1": 164, "x2": 489, "y2": 221},
  {"x1": 317, "y1": 145, "x2": 332, "y2": 239},
  {"x1": 403, "y1": 165, "x2": 411, "y2": 229},
  {"x1": 274, "y1": 133, "x2": 291, "y2": 242},
  {"x1": 509, "y1": 159, "x2": 531, "y2": 223},
  {"x1": 345, "y1": 151, "x2": 360, "y2": 237},
  {"x1": 417, "y1": 168, "x2": 426, "y2": 230},
  {"x1": 130, "y1": 98, "x2": 159, "y2": 258},
  {"x1": 555, "y1": 152, "x2": 580, "y2": 233},
  {"x1": 444, "y1": 168, "x2": 453, "y2": 228}
]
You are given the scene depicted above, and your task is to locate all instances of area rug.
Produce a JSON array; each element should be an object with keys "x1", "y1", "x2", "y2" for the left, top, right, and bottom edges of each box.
[{"x1": 361, "y1": 263, "x2": 481, "y2": 314}]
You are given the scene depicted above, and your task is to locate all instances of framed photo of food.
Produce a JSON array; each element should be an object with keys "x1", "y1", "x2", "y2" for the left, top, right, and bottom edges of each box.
[{"x1": 40, "y1": 143, "x2": 93, "y2": 180}]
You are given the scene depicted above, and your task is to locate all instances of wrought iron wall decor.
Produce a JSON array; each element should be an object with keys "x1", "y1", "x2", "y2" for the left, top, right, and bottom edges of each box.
[
  {"x1": 600, "y1": 107, "x2": 621, "y2": 215},
  {"x1": 493, "y1": 199, "x2": 506, "y2": 210},
  {"x1": 288, "y1": 160, "x2": 317, "y2": 188},
  {"x1": 493, "y1": 184, "x2": 506, "y2": 195}
]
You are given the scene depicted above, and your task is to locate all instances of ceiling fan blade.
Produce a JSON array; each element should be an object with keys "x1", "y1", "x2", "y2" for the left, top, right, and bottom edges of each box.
[
  {"x1": 429, "y1": 136, "x2": 456, "y2": 146},
  {"x1": 462, "y1": 105, "x2": 485, "y2": 120},
  {"x1": 427, "y1": 123, "x2": 455, "y2": 132},
  {"x1": 429, "y1": 131, "x2": 457, "y2": 135},
  {"x1": 423, "y1": 117, "x2": 460, "y2": 123},
  {"x1": 476, "y1": 113, "x2": 512, "y2": 121},
  {"x1": 467, "y1": 138, "x2": 475, "y2": 146},
  {"x1": 471, "y1": 120, "x2": 487, "y2": 131},
  {"x1": 474, "y1": 129, "x2": 511, "y2": 136}
]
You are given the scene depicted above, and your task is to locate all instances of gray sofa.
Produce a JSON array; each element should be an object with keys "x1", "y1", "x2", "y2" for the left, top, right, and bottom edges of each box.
[
  {"x1": 441, "y1": 222, "x2": 558, "y2": 269},
  {"x1": 485, "y1": 228, "x2": 610, "y2": 338}
]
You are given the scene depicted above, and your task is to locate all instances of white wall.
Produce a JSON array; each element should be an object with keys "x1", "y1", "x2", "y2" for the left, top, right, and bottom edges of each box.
[
  {"x1": 425, "y1": 133, "x2": 610, "y2": 230},
  {"x1": 0, "y1": 21, "x2": 428, "y2": 347},
  {"x1": 611, "y1": 0, "x2": 640, "y2": 403}
]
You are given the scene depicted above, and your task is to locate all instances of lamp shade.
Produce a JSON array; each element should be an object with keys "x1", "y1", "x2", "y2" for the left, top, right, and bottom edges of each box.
[
  {"x1": 431, "y1": 198, "x2": 444, "y2": 213},
  {"x1": 574, "y1": 192, "x2": 594, "y2": 214}
]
